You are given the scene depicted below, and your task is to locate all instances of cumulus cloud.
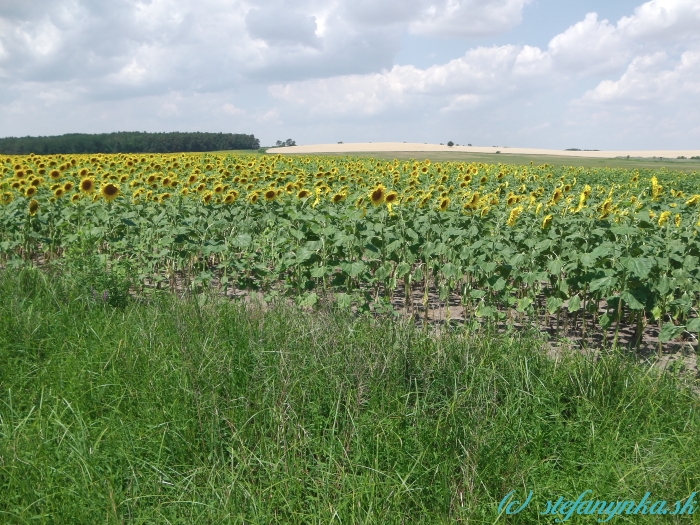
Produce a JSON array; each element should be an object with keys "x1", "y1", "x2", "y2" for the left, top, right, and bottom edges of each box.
[
  {"x1": 581, "y1": 50, "x2": 700, "y2": 105},
  {"x1": 408, "y1": 0, "x2": 531, "y2": 37},
  {"x1": 269, "y1": 44, "x2": 552, "y2": 116},
  {"x1": 0, "y1": 0, "x2": 699, "y2": 148}
]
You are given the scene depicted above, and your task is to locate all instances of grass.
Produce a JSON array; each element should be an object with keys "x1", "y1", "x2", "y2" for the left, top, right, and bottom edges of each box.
[
  {"x1": 282, "y1": 151, "x2": 700, "y2": 173},
  {"x1": 1, "y1": 267, "x2": 700, "y2": 523}
]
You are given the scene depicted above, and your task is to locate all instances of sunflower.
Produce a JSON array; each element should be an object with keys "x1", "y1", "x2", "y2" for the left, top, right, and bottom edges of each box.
[
  {"x1": 80, "y1": 178, "x2": 95, "y2": 193},
  {"x1": 438, "y1": 197, "x2": 450, "y2": 212},
  {"x1": 78, "y1": 168, "x2": 89, "y2": 177},
  {"x1": 297, "y1": 189, "x2": 311, "y2": 199},
  {"x1": 551, "y1": 188, "x2": 563, "y2": 204},
  {"x1": 674, "y1": 214, "x2": 681, "y2": 228},
  {"x1": 71, "y1": 193, "x2": 81, "y2": 203},
  {"x1": 686, "y1": 195, "x2": 700, "y2": 206},
  {"x1": 101, "y1": 183, "x2": 120, "y2": 202},
  {"x1": 202, "y1": 191, "x2": 214, "y2": 204},
  {"x1": 385, "y1": 191, "x2": 398, "y2": 205},
  {"x1": 25, "y1": 186, "x2": 37, "y2": 197},
  {"x1": 64, "y1": 181, "x2": 74, "y2": 192},
  {"x1": 28, "y1": 199, "x2": 39, "y2": 216},
  {"x1": 506, "y1": 206, "x2": 523, "y2": 226},
  {"x1": 247, "y1": 192, "x2": 259, "y2": 204},
  {"x1": 159, "y1": 192, "x2": 172, "y2": 202},
  {"x1": 263, "y1": 188, "x2": 277, "y2": 201},
  {"x1": 1, "y1": 192, "x2": 12, "y2": 205},
  {"x1": 657, "y1": 211, "x2": 671, "y2": 227},
  {"x1": 223, "y1": 192, "x2": 238, "y2": 204},
  {"x1": 369, "y1": 184, "x2": 386, "y2": 206},
  {"x1": 541, "y1": 214, "x2": 553, "y2": 229},
  {"x1": 54, "y1": 187, "x2": 65, "y2": 198}
]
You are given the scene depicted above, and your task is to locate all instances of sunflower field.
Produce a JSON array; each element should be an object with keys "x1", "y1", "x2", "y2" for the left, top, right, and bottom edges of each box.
[{"x1": 2, "y1": 152, "x2": 700, "y2": 349}]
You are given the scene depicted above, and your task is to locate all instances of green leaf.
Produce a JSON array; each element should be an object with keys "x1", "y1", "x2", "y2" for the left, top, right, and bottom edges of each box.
[
  {"x1": 589, "y1": 276, "x2": 616, "y2": 293},
  {"x1": 231, "y1": 233, "x2": 252, "y2": 248},
  {"x1": 395, "y1": 262, "x2": 411, "y2": 279},
  {"x1": 547, "y1": 259, "x2": 563, "y2": 275},
  {"x1": 620, "y1": 290, "x2": 644, "y2": 310},
  {"x1": 656, "y1": 275, "x2": 672, "y2": 296},
  {"x1": 475, "y1": 305, "x2": 496, "y2": 318},
  {"x1": 310, "y1": 266, "x2": 327, "y2": 278},
  {"x1": 626, "y1": 258, "x2": 654, "y2": 279},
  {"x1": 516, "y1": 297, "x2": 532, "y2": 313},
  {"x1": 599, "y1": 313, "x2": 612, "y2": 330},
  {"x1": 658, "y1": 323, "x2": 684, "y2": 343},
  {"x1": 686, "y1": 318, "x2": 700, "y2": 333},
  {"x1": 580, "y1": 253, "x2": 596, "y2": 267},
  {"x1": 441, "y1": 262, "x2": 459, "y2": 280},
  {"x1": 567, "y1": 294, "x2": 581, "y2": 312},
  {"x1": 335, "y1": 293, "x2": 352, "y2": 309},
  {"x1": 299, "y1": 293, "x2": 318, "y2": 307},
  {"x1": 340, "y1": 261, "x2": 366, "y2": 278},
  {"x1": 546, "y1": 296, "x2": 564, "y2": 314}
]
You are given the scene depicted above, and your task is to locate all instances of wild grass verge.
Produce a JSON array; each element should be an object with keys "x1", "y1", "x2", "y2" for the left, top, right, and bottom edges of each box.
[{"x1": 1, "y1": 267, "x2": 699, "y2": 524}]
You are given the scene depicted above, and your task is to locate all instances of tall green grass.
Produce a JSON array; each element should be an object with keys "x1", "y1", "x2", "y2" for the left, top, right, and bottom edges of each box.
[{"x1": 1, "y1": 268, "x2": 699, "y2": 523}]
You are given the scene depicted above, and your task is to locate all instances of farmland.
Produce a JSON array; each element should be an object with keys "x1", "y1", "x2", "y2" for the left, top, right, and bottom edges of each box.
[
  {"x1": 2, "y1": 151, "x2": 700, "y2": 522},
  {"x1": 2, "y1": 151, "x2": 700, "y2": 352}
]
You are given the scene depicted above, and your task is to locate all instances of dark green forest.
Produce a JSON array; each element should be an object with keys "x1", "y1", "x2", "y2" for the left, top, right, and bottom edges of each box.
[{"x1": 0, "y1": 131, "x2": 260, "y2": 154}]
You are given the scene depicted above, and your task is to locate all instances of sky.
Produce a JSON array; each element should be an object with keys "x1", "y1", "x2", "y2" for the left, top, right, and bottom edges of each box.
[{"x1": 0, "y1": 0, "x2": 699, "y2": 149}]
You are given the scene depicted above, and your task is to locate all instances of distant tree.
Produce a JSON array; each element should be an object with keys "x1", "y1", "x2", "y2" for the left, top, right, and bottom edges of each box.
[
  {"x1": 0, "y1": 131, "x2": 259, "y2": 154},
  {"x1": 447, "y1": 141, "x2": 454, "y2": 147},
  {"x1": 285, "y1": 139, "x2": 296, "y2": 146},
  {"x1": 276, "y1": 140, "x2": 285, "y2": 147}
]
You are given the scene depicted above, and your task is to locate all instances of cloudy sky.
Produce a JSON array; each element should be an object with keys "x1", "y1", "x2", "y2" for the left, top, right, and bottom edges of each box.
[{"x1": 0, "y1": 0, "x2": 699, "y2": 149}]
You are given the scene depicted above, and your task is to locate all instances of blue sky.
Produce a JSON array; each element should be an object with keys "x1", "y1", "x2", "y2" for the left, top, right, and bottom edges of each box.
[{"x1": 0, "y1": 0, "x2": 698, "y2": 149}]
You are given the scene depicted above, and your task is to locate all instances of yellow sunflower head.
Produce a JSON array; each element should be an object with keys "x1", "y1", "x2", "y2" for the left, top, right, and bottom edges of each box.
[
  {"x1": 264, "y1": 188, "x2": 277, "y2": 201},
  {"x1": 369, "y1": 184, "x2": 386, "y2": 206},
  {"x1": 297, "y1": 189, "x2": 311, "y2": 199},
  {"x1": 101, "y1": 183, "x2": 120, "y2": 202},
  {"x1": 28, "y1": 199, "x2": 39, "y2": 216},
  {"x1": 80, "y1": 178, "x2": 95, "y2": 193}
]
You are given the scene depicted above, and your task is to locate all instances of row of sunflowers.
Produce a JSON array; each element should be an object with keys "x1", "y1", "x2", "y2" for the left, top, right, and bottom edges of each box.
[{"x1": 2, "y1": 151, "x2": 700, "y2": 348}]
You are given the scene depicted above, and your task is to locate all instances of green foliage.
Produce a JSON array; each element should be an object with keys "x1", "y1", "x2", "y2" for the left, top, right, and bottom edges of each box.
[
  {"x1": 1, "y1": 269, "x2": 700, "y2": 523},
  {"x1": 0, "y1": 131, "x2": 260, "y2": 154}
]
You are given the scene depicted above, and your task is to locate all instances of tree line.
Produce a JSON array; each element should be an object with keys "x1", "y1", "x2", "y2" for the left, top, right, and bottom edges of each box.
[{"x1": 0, "y1": 132, "x2": 260, "y2": 155}]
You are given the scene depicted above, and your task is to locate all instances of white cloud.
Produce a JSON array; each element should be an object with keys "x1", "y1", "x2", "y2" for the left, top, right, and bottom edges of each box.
[
  {"x1": 222, "y1": 103, "x2": 245, "y2": 115},
  {"x1": 0, "y1": 0, "x2": 699, "y2": 149},
  {"x1": 580, "y1": 50, "x2": 700, "y2": 105},
  {"x1": 269, "y1": 44, "x2": 552, "y2": 116},
  {"x1": 409, "y1": 0, "x2": 531, "y2": 37},
  {"x1": 548, "y1": 13, "x2": 629, "y2": 75}
]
